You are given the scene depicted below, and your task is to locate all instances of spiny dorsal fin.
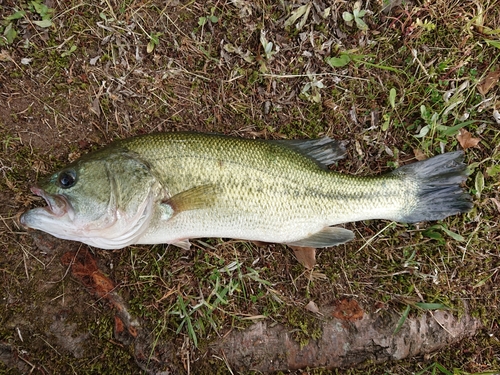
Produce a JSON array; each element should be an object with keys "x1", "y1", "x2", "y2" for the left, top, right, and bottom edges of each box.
[
  {"x1": 285, "y1": 226, "x2": 354, "y2": 248},
  {"x1": 273, "y1": 137, "x2": 346, "y2": 168}
]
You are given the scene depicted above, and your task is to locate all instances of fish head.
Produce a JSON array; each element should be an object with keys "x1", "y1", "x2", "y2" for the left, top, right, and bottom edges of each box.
[{"x1": 20, "y1": 148, "x2": 160, "y2": 249}]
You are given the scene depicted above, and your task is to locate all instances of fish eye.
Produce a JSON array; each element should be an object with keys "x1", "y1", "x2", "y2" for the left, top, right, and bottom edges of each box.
[{"x1": 58, "y1": 169, "x2": 77, "y2": 189}]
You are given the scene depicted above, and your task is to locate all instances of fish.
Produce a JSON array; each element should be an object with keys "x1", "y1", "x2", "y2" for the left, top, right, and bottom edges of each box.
[{"x1": 20, "y1": 132, "x2": 472, "y2": 250}]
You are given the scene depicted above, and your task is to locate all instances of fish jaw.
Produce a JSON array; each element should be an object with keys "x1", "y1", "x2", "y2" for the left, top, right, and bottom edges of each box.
[
  {"x1": 31, "y1": 186, "x2": 73, "y2": 218},
  {"x1": 20, "y1": 186, "x2": 76, "y2": 235}
]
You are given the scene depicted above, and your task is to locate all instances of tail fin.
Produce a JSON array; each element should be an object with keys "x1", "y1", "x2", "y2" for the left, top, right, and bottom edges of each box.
[{"x1": 392, "y1": 151, "x2": 472, "y2": 223}]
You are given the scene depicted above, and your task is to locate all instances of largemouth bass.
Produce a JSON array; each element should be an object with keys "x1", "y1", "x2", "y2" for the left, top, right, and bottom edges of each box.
[{"x1": 20, "y1": 132, "x2": 472, "y2": 250}]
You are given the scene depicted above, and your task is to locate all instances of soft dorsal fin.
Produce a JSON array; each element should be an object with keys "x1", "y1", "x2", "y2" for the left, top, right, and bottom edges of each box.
[
  {"x1": 273, "y1": 137, "x2": 346, "y2": 168},
  {"x1": 285, "y1": 226, "x2": 354, "y2": 248}
]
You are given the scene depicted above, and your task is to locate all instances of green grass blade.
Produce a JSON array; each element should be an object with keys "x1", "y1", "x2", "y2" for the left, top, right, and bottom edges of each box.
[
  {"x1": 414, "y1": 302, "x2": 449, "y2": 310},
  {"x1": 394, "y1": 305, "x2": 411, "y2": 334}
]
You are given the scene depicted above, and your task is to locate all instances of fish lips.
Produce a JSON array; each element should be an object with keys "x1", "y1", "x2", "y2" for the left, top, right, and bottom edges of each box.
[{"x1": 20, "y1": 187, "x2": 74, "y2": 229}]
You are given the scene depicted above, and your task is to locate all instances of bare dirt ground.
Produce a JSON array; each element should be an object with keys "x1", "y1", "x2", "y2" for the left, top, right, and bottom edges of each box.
[{"x1": 1, "y1": 0, "x2": 500, "y2": 374}]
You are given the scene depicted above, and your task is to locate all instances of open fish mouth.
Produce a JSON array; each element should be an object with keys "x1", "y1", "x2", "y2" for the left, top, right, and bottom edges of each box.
[{"x1": 30, "y1": 186, "x2": 70, "y2": 218}]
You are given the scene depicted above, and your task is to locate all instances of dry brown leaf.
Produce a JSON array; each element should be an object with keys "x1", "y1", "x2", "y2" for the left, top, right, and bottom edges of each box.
[
  {"x1": 323, "y1": 98, "x2": 338, "y2": 110},
  {"x1": 332, "y1": 299, "x2": 364, "y2": 321},
  {"x1": 290, "y1": 246, "x2": 316, "y2": 269},
  {"x1": 90, "y1": 97, "x2": 101, "y2": 117},
  {"x1": 305, "y1": 300, "x2": 320, "y2": 314},
  {"x1": 0, "y1": 50, "x2": 13, "y2": 62},
  {"x1": 457, "y1": 128, "x2": 480, "y2": 149},
  {"x1": 413, "y1": 148, "x2": 427, "y2": 161},
  {"x1": 477, "y1": 70, "x2": 500, "y2": 96}
]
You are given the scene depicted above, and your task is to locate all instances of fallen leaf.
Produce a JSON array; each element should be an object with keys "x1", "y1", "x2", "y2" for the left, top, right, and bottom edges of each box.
[
  {"x1": 284, "y1": 3, "x2": 311, "y2": 30},
  {"x1": 92, "y1": 273, "x2": 115, "y2": 296},
  {"x1": 457, "y1": 128, "x2": 480, "y2": 149},
  {"x1": 305, "y1": 300, "x2": 320, "y2": 314},
  {"x1": 493, "y1": 109, "x2": 500, "y2": 125},
  {"x1": 90, "y1": 97, "x2": 101, "y2": 117},
  {"x1": 114, "y1": 316, "x2": 125, "y2": 335},
  {"x1": 61, "y1": 249, "x2": 115, "y2": 298},
  {"x1": 477, "y1": 70, "x2": 500, "y2": 96},
  {"x1": 413, "y1": 148, "x2": 427, "y2": 161},
  {"x1": 33, "y1": 19, "x2": 52, "y2": 28},
  {"x1": 323, "y1": 98, "x2": 338, "y2": 110},
  {"x1": 290, "y1": 246, "x2": 316, "y2": 269},
  {"x1": 332, "y1": 299, "x2": 364, "y2": 321},
  {"x1": 0, "y1": 50, "x2": 13, "y2": 61}
]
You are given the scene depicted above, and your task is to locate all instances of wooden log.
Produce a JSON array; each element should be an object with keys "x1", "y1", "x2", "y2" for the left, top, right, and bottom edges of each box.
[{"x1": 209, "y1": 302, "x2": 481, "y2": 372}]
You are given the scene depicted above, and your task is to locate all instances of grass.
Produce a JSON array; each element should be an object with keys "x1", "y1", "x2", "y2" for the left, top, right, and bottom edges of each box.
[{"x1": 0, "y1": 0, "x2": 499, "y2": 373}]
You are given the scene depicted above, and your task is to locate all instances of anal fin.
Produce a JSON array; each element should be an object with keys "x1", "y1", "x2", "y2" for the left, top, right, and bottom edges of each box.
[{"x1": 285, "y1": 227, "x2": 354, "y2": 248}]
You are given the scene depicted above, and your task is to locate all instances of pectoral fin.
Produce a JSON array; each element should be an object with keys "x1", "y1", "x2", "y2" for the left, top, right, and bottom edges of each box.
[
  {"x1": 162, "y1": 184, "x2": 219, "y2": 215},
  {"x1": 285, "y1": 227, "x2": 354, "y2": 248}
]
